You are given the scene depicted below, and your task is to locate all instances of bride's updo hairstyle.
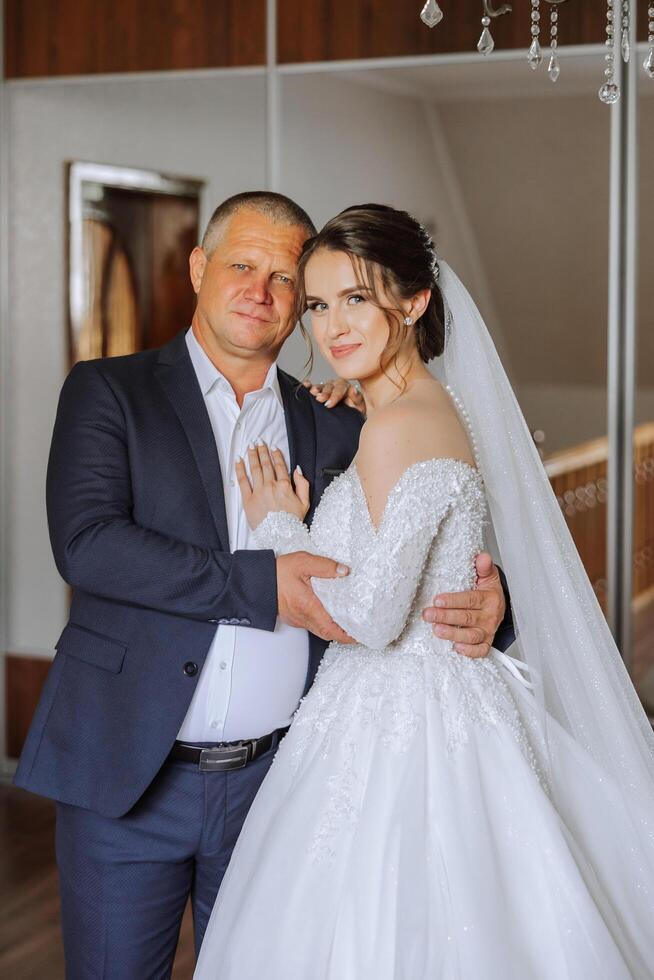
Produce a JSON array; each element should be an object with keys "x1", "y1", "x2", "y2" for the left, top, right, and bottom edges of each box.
[{"x1": 296, "y1": 203, "x2": 445, "y2": 379}]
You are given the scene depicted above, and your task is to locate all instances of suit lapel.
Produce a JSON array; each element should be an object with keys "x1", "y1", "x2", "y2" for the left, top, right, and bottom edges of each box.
[
  {"x1": 277, "y1": 369, "x2": 318, "y2": 526},
  {"x1": 154, "y1": 332, "x2": 230, "y2": 548}
]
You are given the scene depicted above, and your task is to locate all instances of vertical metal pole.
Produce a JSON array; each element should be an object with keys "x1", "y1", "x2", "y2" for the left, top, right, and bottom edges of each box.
[
  {"x1": 266, "y1": 0, "x2": 280, "y2": 191},
  {"x1": 607, "y1": 1, "x2": 638, "y2": 665},
  {"x1": 0, "y1": 0, "x2": 11, "y2": 767}
]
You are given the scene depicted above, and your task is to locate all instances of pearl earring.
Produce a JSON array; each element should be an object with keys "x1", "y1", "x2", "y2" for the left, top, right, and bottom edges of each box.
[{"x1": 404, "y1": 316, "x2": 413, "y2": 326}]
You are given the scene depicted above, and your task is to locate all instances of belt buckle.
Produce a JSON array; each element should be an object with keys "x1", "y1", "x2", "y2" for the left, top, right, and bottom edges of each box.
[{"x1": 198, "y1": 744, "x2": 250, "y2": 772}]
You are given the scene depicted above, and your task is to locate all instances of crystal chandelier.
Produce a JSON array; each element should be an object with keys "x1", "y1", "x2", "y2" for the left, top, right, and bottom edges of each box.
[{"x1": 419, "y1": 1, "x2": 653, "y2": 102}]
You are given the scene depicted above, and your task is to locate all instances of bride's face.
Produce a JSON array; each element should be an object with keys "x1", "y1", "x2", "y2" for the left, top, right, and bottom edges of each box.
[{"x1": 304, "y1": 249, "x2": 410, "y2": 382}]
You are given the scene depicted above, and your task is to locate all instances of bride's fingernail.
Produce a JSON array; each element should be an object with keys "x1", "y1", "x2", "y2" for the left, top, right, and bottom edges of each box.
[
  {"x1": 336, "y1": 563, "x2": 349, "y2": 576},
  {"x1": 296, "y1": 465, "x2": 303, "y2": 476}
]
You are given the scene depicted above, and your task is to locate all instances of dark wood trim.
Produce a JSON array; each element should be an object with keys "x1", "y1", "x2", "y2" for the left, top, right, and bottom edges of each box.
[
  {"x1": 4, "y1": 0, "x2": 267, "y2": 78},
  {"x1": 5, "y1": 654, "x2": 53, "y2": 759},
  {"x1": 5, "y1": 2, "x2": 649, "y2": 79}
]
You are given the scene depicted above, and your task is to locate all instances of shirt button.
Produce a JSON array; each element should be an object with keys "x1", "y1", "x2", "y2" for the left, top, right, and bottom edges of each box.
[
  {"x1": 210, "y1": 720, "x2": 220, "y2": 730},
  {"x1": 229, "y1": 479, "x2": 235, "y2": 486},
  {"x1": 219, "y1": 661, "x2": 228, "y2": 670},
  {"x1": 236, "y1": 421, "x2": 241, "y2": 429}
]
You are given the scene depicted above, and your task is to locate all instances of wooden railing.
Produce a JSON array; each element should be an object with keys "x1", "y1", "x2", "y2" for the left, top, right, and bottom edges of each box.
[{"x1": 544, "y1": 423, "x2": 654, "y2": 612}]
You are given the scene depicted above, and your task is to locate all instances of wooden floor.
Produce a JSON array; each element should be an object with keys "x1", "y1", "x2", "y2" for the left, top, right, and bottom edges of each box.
[{"x1": 0, "y1": 785, "x2": 195, "y2": 979}]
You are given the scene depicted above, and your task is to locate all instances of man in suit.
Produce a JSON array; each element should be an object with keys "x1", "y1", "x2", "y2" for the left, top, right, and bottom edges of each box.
[{"x1": 15, "y1": 191, "x2": 514, "y2": 978}]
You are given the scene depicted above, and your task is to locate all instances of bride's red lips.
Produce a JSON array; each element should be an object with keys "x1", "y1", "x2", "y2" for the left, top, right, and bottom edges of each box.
[{"x1": 330, "y1": 344, "x2": 361, "y2": 358}]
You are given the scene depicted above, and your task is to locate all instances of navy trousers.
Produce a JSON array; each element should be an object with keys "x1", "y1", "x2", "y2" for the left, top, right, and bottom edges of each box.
[{"x1": 55, "y1": 744, "x2": 277, "y2": 979}]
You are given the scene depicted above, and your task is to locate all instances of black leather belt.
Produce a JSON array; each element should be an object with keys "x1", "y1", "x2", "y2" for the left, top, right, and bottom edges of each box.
[{"x1": 168, "y1": 726, "x2": 289, "y2": 772}]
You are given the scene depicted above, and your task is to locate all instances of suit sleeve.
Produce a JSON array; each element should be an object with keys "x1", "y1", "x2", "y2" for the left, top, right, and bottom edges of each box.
[
  {"x1": 492, "y1": 566, "x2": 516, "y2": 652},
  {"x1": 46, "y1": 361, "x2": 277, "y2": 628}
]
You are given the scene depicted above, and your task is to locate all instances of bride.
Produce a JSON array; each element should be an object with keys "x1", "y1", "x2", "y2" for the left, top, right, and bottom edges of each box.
[{"x1": 194, "y1": 204, "x2": 654, "y2": 978}]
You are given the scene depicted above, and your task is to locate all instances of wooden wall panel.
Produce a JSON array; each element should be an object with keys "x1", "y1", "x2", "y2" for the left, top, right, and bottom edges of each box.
[
  {"x1": 5, "y1": 2, "x2": 649, "y2": 78},
  {"x1": 4, "y1": 0, "x2": 266, "y2": 78},
  {"x1": 5, "y1": 654, "x2": 52, "y2": 759},
  {"x1": 278, "y1": 1, "x2": 640, "y2": 65}
]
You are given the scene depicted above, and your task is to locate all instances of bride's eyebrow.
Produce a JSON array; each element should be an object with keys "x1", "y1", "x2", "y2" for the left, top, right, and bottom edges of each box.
[{"x1": 305, "y1": 285, "x2": 372, "y2": 302}]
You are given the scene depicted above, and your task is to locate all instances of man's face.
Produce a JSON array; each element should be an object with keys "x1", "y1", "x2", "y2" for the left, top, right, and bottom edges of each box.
[{"x1": 190, "y1": 209, "x2": 308, "y2": 361}]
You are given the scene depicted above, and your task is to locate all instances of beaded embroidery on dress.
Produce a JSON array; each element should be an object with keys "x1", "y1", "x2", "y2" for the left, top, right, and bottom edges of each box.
[{"x1": 195, "y1": 458, "x2": 653, "y2": 980}]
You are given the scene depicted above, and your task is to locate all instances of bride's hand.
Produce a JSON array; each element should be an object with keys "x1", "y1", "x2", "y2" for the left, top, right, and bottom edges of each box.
[
  {"x1": 236, "y1": 442, "x2": 310, "y2": 530},
  {"x1": 301, "y1": 377, "x2": 366, "y2": 414}
]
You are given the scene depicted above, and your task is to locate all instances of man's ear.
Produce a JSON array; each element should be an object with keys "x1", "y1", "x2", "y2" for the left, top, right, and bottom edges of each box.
[{"x1": 189, "y1": 247, "x2": 207, "y2": 294}]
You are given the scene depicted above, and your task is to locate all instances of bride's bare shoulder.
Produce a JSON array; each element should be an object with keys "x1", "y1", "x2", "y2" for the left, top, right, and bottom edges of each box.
[
  {"x1": 358, "y1": 379, "x2": 475, "y2": 472},
  {"x1": 355, "y1": 380, "x2": 475, "y2": 524}
]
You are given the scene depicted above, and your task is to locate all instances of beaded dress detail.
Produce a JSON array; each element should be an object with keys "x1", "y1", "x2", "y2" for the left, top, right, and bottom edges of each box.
[{"x1": 195, "y1": 458, "x2": 651, "y2": 980}]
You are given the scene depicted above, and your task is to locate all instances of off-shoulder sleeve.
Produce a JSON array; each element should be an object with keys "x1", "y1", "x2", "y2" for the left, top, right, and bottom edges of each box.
[{"x1": 253, "y1": 459, "x2": 484, "y2": 650}]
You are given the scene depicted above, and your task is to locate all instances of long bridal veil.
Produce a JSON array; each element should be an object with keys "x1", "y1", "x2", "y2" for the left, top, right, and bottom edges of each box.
[{"x1": 436, "y1": 260, "x2": 654, "y2": 854}]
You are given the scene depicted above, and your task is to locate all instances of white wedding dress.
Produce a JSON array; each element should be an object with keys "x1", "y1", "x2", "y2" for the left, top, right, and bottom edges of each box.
[{"x1": 194, "y1": 457, "x2": 653, "y2": 980}]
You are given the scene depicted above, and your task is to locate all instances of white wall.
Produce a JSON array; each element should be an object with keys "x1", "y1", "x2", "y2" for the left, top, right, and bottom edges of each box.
[
  {"x1": 276, "y1": 71, "x2": 654, "y2": 458},
  {"x1": 6, "y1": 73, "x2": 267, "y2": 656},
  {"x1": 275, "y1": 72, "x2": 510, "y2": 381}
]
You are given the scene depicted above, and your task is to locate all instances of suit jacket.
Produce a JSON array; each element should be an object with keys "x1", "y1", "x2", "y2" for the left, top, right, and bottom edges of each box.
[
  {"x1": 14, "y1": 331, "x2": 363, "y2": 817},
  {"x1": 15, "y1": 330, "x2": 515, "y2": 818}
]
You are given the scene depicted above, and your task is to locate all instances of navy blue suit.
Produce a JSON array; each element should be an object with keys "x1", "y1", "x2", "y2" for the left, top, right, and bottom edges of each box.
[
  {"x1": 15, "y1": 330, "x2": 514, "y2": 977},
  {"x1": 16, "y1": 330, "x2": 364, "y2": 814}
]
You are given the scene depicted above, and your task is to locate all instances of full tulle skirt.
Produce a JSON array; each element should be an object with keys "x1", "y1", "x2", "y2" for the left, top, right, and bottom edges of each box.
[{"x1": 194, "y1": 641, "x2": 654, "y2": 979}]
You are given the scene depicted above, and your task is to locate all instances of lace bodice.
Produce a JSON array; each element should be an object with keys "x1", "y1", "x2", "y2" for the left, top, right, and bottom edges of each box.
[
  {"x1": 253, "y1": 457, "x2": 549, "y2": 863},
  {"x1": 253, "y1": 457, "x2": 486, "y2": 651}
]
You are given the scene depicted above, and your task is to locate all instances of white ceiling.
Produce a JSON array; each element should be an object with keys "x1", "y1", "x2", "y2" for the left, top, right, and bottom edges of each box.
[{"x1": 339, "y1": 48, "x2": 654, "y2": 104}]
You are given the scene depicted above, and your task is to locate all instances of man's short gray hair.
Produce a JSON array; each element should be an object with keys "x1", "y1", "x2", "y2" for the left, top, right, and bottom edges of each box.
[{"x1": 201, "y1": 191, "x2": 316, "y2": 257}]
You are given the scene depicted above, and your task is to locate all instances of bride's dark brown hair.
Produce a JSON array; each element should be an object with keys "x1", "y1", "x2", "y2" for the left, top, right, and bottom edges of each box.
[{"x1": 295, "y1": 203, "x2": 445, "y2": 384}]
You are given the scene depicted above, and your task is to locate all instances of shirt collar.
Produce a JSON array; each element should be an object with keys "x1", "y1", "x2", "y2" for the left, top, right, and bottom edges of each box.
[{"x1": 185, "y1": 327, "x2": 283, "y2": 410}]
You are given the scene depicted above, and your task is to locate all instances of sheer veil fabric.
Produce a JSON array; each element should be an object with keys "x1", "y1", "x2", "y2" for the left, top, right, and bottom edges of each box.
[{"x1": 437, "y1": 259, "x2": 654, "y2": 849}]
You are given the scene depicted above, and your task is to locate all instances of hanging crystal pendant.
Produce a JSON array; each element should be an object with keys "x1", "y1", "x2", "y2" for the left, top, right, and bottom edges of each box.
[
  {"x1": 478, "y1": 16, "x2": 494, "y2": 56},
  {"x1": 600, "y1": 0, "x2": 620, "y2": 103},
  {"x1": 528, "y1": 38, "x2": 542, "y2": 69},
  {"x1": 645, "y1": 6, "x2": 654, "y2": 77},
  {"x1": 547, "y1": 6, "x2": 560, "y2": 82},
  {"x1": 528, "y1": 1, "x2": 542, "y2": 70},
  {"x1": 620, "y1": 1, "x2": 630, "y2": 62},
  {"x1": 420, "y1": 0, "x2": 443, "y2": 28},
  {"x1": 599, "y1": 81, "x2": 621, "y2": 102}
]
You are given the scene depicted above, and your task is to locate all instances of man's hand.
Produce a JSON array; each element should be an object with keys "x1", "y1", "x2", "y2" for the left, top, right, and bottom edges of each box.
[
  {"x1": 277, "y1": 552, "x2": 356, "y2": 644},
  {"x1": 301, "y1": 378, "x2": 366, "y2": 414},
  {"x1": 422, "y1": 552, "x2": 505, "y2": 658}
]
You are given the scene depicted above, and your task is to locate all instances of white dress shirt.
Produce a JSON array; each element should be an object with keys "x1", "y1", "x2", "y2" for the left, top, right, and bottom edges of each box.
[{"x1": 176, "y1": 328, "x2": 310, "y2": 743}]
